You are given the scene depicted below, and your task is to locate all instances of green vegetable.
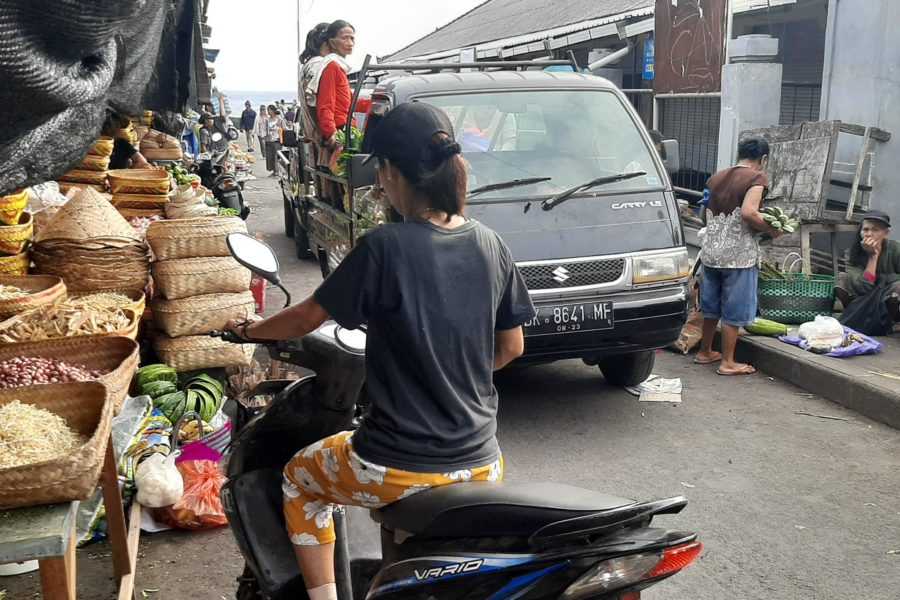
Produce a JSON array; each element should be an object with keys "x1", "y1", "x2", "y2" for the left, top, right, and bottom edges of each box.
[
  {"x1": 185, "y1": 373, "x2": 225, "y2": 419},
  {"x1": 141, "y1": 380, "x2": 178, "y2": 399},
  {"x1": 745, "y1": 318, "x2": 789, "y2": 337},
  {"x1": 154, "y1": 391, "x2": 188, "y2": 423},
  {"x1": 218, "y1": 207, "x2": 239, "y2": 217},
  {"x1": 136, "y1": 364, "x2": 178, "y2": 389}
]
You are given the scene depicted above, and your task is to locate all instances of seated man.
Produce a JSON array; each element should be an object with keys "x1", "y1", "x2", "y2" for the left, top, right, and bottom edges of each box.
[{"x1": 836, "y1": 210, "x2": 900, "y2": 323}]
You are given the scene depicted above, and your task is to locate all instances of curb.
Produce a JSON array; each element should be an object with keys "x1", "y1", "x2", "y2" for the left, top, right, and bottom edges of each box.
[{"x1": 735, "y1": 336, "x2": 900, "y2": 429}]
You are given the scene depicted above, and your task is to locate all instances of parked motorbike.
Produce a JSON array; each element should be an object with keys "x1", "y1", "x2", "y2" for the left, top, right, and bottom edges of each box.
[
  {"x1": 217, "y1": 232, "x2": 703, "y2": 600},
  {"x1": 192, "y1": 132, "x2": 250, "y2": 219}
]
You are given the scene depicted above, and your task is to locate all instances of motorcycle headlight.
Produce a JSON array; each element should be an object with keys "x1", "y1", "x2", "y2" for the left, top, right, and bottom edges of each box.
[{"x1": 632, "y1": 250, "x2": 691, "y2": 285}]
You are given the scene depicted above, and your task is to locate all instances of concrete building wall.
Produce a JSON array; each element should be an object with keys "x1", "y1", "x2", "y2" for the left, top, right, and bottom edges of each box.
[{"x1": 821, "y1": 0, "x2": 900, "y2": 233}]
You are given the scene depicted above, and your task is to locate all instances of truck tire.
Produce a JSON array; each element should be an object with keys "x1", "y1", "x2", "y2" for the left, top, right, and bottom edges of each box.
[
  {"x1": 598, "y1": 351, "x2": 655, "y2": 387},
  {"x1": 283, "y1": 195, "x2": 294, "y2": 238},
  {"x1": 293, "y1": 218, "x2": 313, "y2": 260}
]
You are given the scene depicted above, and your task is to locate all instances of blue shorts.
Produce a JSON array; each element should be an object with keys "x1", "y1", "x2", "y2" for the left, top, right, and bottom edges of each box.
[{"x1": 700, "y1": 266, "x2": 758, "y2": 327}]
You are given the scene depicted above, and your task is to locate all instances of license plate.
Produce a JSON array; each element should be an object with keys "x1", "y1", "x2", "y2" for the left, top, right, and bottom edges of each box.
[{"x1": 524, "y1": 302, "x2": 614, "y2": 336}]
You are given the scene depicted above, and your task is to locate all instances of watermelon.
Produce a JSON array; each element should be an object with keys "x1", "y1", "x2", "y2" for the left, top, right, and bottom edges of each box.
[{"x1": 141, "y1": 380, "x2": 178, "y2": 400}]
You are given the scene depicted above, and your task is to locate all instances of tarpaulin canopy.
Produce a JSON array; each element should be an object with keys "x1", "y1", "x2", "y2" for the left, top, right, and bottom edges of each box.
[{"x1": 0, "y1": 0, "x2": 206, "y2": 195}]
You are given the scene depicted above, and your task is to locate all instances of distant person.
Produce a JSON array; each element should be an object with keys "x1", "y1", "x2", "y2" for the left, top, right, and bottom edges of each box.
[
  {"x1": 265, "y1": 105, "x2": 286, "y2": 175},
  {"x1": 102, "y1": 112, "x2": 150, "y2": 169},
  {"x1": 240, "y1": 101, "x2": 257, "y2": 152},
  {"x1": 255, "y1": 104, "x2": 268, "y2": 155},
  {"x1": 317, "y1": 20, "x2": 355, "y2": 152},
  {"x1": 198, "y1": 113, "x2": 216, "y2": 154},
  {"x1": 696, "y1": 137, "x2": 782, "y2": 375},
  {"x1": 285, "y1": 104, "x2": 297, "y2": 124},
  {"x1": 835, "y1": 211, "x2": 900, "y2": 328}
]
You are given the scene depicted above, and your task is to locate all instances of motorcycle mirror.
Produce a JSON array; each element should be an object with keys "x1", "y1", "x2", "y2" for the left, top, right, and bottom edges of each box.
[
  {"x1": 226, "y1": 233, "x2": 292, "y2": 307},
  {"x1": 227, "y1": 128, "x2": 240, "y2": 141},
  {"x1": 211, "y1": 131, "x2": 224, "y2": 143}
]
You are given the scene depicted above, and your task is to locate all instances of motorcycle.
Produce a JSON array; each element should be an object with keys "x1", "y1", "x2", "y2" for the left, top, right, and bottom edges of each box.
[
  {"x1": 192, "y1": 131, "x2": 250, "y2": 219},
  {"x1": 217, "y1": 232, "x2": 703, "y2": 600}
]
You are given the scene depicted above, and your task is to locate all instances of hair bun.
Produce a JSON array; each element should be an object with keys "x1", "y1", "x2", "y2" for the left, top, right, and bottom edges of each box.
[{"x1": 432, "y1": 138, "x2": 461, "y2": 162}]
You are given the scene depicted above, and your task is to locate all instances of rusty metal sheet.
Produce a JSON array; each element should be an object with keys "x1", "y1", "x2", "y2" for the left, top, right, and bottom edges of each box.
[{"x1": 654, "y1": 0, "x2": 727, "y2": 93}]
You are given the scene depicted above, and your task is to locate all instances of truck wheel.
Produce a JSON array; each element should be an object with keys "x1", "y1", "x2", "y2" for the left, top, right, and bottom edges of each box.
[
  {"x1": 283, "y1": 195, "x2": 294, "y2": 238},
  {"x1": 293, "y1": 218, "x2": 313, "y2": 259},
  {"x1": 598, "y1": 351, "x2": 655, "y2": 387}
]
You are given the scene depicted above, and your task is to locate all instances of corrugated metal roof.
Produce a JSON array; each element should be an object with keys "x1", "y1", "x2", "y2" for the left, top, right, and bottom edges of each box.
[{"x1": 387, "y1": 0, "x2": 654, "y2": 61}]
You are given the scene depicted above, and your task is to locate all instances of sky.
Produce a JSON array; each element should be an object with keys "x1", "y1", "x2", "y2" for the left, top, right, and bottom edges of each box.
[{"x1": 207, "y1": 0, "x2": 486, "y2": 92}]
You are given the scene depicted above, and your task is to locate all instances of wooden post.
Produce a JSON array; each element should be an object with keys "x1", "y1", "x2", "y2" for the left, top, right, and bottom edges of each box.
[
  {"x1": 100, "y1": 436, "x2": 131, "y2": 580},
  {"x1": 38, "y1": 529, "x2": 76, "y2": 600},
  {"x1": 846, "y1": 127, "x2": 872, "y2": 221}
]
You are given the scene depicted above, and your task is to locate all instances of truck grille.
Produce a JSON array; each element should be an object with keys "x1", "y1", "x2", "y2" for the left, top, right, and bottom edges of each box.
[{"x1": 519, "y1": 259, "x2": 626, "y2": 290}]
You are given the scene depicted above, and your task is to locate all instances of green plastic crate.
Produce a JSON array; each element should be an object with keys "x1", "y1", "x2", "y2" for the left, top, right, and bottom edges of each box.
[{"x1": 758, "y1": 274, "x2": 834, "y2": 324}]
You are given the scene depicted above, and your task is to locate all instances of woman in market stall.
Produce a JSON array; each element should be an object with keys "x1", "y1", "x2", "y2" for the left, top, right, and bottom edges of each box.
[
  {"x1": 102, "y1": 112, "x2": 151, "y2": 170},
  {"x1": 227, "y1": 103, "x2": 533, "y2": 600}
]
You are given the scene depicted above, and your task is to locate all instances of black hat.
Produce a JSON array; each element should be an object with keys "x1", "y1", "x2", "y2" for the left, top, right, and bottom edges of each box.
[
  {"x1": 363, "y1": 103, "x2": 460, "y2": 183},
  {"x1": 862, "y1": 210, "x2": 891, "y2": 228}
]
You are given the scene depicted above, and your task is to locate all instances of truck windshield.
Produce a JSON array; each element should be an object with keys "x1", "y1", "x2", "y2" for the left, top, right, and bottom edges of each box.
[{"x1": 420, "y1": 90, "x2": 662, "y2": 200}]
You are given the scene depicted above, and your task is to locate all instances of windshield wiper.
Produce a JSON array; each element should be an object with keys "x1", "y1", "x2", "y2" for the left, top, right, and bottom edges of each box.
[
  {"x1": 534, "y1": 171, "x2": 647, "y2": 212},
  {"x1": 468, "y1": 177, "x2": 552, "y2": 198}
]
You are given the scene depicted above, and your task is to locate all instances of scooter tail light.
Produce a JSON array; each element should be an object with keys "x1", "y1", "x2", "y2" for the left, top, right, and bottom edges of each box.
[{"x1": 648, "y1": 540, "x2": 703, "y2": 578}]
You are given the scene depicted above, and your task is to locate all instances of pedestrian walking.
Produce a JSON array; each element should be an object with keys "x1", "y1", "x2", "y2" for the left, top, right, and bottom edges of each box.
[
  {"x1": 240, "y1": 101, "x2": 257, "y2": 152},
  {"x1": 265, "y1": 104, "x2": 286, "y2": 175},
  {"x1": 696, "y1": 137, "x2": 782, "y2": 375},
  {"x1": 255, "y1": 104, "x2": 268, "y2": 159}
]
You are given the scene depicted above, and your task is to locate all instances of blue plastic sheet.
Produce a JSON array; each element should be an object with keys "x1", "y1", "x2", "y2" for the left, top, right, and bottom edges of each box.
[{"x1": 778, "y1": 327, "x2": 883, "y2": 358}]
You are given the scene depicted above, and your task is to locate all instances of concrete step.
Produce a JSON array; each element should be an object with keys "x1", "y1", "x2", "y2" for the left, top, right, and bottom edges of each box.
[{"x1": 735, "y1": 334, "x2": 900, "y2": 429}]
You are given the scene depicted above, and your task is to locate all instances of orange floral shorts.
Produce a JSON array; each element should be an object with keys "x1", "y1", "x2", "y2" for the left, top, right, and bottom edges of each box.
[{"x1": 283, "y1": 431, "x2": 503, "y2": 546}]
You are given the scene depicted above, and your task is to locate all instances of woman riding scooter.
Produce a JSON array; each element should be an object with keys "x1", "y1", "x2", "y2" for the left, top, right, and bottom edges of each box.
[{"x1": 227, "y1": 103, "x2": 535, "y2": 600}]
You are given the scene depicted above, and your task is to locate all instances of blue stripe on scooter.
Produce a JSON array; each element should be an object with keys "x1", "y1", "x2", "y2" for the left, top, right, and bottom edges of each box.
[
  {"x1": 485, "y1": 562, "x2": 568, "y2": 600},
  {"x1": 367, "y1": 555, "x2": 540, "y2": 597}
]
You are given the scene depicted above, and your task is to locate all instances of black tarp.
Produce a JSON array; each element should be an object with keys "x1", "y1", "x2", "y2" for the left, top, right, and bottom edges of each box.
[{"x1": 0, "y1": 0, "x2": 203, "y2": 195}]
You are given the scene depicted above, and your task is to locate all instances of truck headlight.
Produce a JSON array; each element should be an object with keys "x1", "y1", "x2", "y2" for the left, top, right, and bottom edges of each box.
[{"x1": 632, "y1": 250, "x2": 691, "y2": 284}]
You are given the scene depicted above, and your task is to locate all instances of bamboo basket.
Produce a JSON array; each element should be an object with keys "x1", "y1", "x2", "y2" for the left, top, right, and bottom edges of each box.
[
  {"x1": 0, "y1": 189, "x2": 28, "y2": 226},
  {"x1": 0, "y1": 381, "x2": 112, "y2": 509},
  {"x1": 0, "y1": 251, "x2": 29, "y2": 276},
  {"x1": 154, "y1": 334, "x2": 255, "y2": 372},
  {"x1": 0, "y1": 307, "x2": 139, "y2": 345},
  {"x1": 152, "y1": 256, "x2": 251, "y2": 300},
  {"x1": 69, "y1": 289, "x2": 146, "y2": 317},
  {"x1": 142, "y1": 148, "x2": 183, "y2": 161},
  {"x1": 112, "y1": 193, "x2": 169, "y2": 210},
  {"x1": 108, "y1": 169, "x2": 171, "y2": 195},
  {"x1": 79, "y1": 154, "x2": 111, "y2": 172},
  {"x1": 117, "y1": 207, "x2": 166, "y2": 221},
  {"x1": 0, "y1": 212, "x2": 34, "y2": 256},
  {"x1": 88, "y1": 137, "x2": 115, "y2": 157},
  {"x1": 153, "y1": 291, "x2": 255, "y2": 337},
  {"x1": 57, "y1": 182, "x2": 107, "y2": 195},
  {"x1": 146, "y1": 217, "x2": 247, "y2": 261},
  {"x1": 58, "y1": 169, "x2": 108, "y2": 186},
  {"x1": 0, "y1": 275, "x2": 66, "y2": 318},
  {"x1": 0, "y1": 337, "x2": 139, "y2": 413}
]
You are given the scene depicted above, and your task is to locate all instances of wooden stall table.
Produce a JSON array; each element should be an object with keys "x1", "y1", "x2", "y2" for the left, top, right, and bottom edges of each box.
[{"x1": 0, "y1": 434, "x2": 142, "y2": 599}]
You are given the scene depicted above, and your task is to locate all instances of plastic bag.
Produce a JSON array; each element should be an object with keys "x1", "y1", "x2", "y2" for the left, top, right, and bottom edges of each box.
[
  {"x1": 797, "y1": 315, "x2": 844, "y2": 350},
  {"x1": 135, "y1": 453, "x2": 184, "y2": 508},
  {"x1": 155, "y1": 460, "x2": 228, "y2": 530}
]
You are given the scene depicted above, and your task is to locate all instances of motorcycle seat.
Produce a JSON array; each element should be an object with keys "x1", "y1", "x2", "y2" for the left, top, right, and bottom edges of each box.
[{"x1": 375, "y1": 481, "x2": 634, "y2": 539}]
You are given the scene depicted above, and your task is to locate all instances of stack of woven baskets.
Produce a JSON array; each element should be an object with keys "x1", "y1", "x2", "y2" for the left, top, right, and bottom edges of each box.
[
  {"x1": 0, "y1": 189, "x2": 33, "y2": 275},
  {"x1": 109, "y1": 168, "x2": 172, "y2": 221},
  {"x1": 140, "y1": 130, "x2": 183, "y2": 162},
  {"x1": 32, "y1": 188, "x2": 151, "y2": 294},
  {"x1": 148, "y1": 217, "x2": 256, "y2": 371},
  {"x1": 58, "y1": 137, "x2": 114, "y2": 194}
]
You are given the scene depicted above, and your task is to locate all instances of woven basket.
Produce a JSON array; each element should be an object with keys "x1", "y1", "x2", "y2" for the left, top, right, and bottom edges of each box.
[
  {"x1": 112, "y1": 193, "x2": 169, "y2": 210},
  {"x1": 758, "y1": 274, "x2": 835, "y2": 324},
  {"x1": 69, "y1": 289, "x2": 146, "y2": 317},
  {"x1": 0, "y1": 212, "x2": 33, "y2": 256},
  {"x1": 154, "y1": 334, "x2": 255, "y2": 372},
  {"x1": 0, "y1": 189, "x2": 28, "y2": 226},
  {"x1": 152, "y1": 256, "x2": 251, "y2": 300},
  {"x1": 108, "y1": 169, "x2": 171, "y2": 195},
  {"x1": 0, "y1": 306, "x2": 139, "y2": 345},
  {"x1": 117, "y1": 207, "x2": 166, "y2": 221},
  {"x1": 57, "y1": 182, "x2": 107, "y2": 195},
  {"x1": 142, "y1": 148, "x2": 184, "y2": 161},
  {"x1": 0, "y1": 275, "x2": 66, "y2": 318},
  {"x1": 0, "y1": 381, "x2": 112, "y2": 509},
  {"x1": 146, "y1": 217, "x2": 248, "y2": 261},
  {"x1": 0, "y1": 251, "x2": 29, "y2": 276},
  {"x1": 153, "y1": 291, "x2": 256, "y2": 337},
  {"x1": 59, "y1": 169, "x2": 108, "y2": 186},
  {"x1": 79, "y1": 154, "x2": 111, "y2": 172},
  {"x1": 0, "y1": 337, "x2": 139, "y2": 414},
  {"x1": 88, "y1": 137, "x2": 115, "y2": 158},
  {"x1": 38, "y1": 187, "x2": 140, "y2": 243}
]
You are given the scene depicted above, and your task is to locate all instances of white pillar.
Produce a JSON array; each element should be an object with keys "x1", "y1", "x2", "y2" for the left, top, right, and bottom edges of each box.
[{"x1": 717, "y1": 35, "x2": 783, "y2": 170}]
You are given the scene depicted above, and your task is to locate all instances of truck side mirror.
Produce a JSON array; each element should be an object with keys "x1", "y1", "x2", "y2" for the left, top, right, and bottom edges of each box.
[
  {"x1": 349, "y1": 154, "x2": 377, "y2": 188},
  {"x1": 661, "y1": 140, "x2": 680, "y2": 175}
]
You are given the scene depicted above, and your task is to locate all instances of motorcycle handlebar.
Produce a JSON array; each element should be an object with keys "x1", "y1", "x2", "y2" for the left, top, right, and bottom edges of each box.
[{"x1": 210, "y1": 330, "x2": 259, "y2": 344}]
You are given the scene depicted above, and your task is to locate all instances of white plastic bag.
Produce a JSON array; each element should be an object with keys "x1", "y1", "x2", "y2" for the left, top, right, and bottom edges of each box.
[
  {"x1": 135, "y1": 452, "x2": 184, "y2": 508},
  {"x1": 797, "y1": 315, "x2": 844, "y2": 349}
]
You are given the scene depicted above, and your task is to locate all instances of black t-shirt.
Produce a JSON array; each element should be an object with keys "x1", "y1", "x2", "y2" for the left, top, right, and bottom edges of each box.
[
  {"x1": 109, "y1": 138, "x2": 137, "y2": 170},
  {"x1": 315, "y1": 220, "x2": 535, "y2": 472}
]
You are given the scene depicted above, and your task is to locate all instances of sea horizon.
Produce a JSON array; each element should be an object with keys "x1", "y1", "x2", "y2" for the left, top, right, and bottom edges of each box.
[{"x1": 222, "y1": 90, "x2": 298, "y2": 110}]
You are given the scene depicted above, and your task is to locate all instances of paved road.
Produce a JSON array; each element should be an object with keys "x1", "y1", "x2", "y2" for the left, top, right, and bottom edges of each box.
[{"x1": 5, "y1": 160, "x2": 898, "y2": 600}]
